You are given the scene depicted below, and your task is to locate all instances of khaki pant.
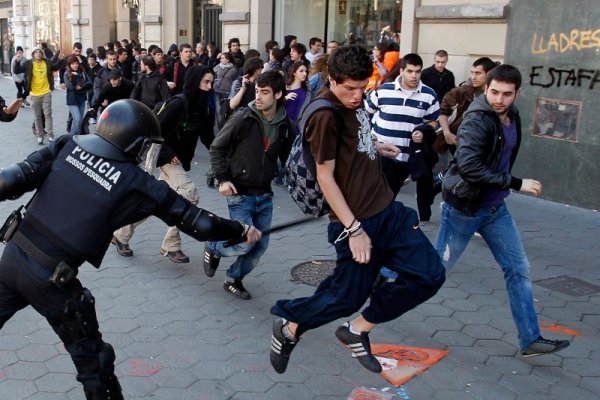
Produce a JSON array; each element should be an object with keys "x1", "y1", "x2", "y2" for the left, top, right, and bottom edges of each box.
[
  {"x1": 113, "y1": 163, "x2": 199, "y2": 251},
  {"x1": 30, "y1": 92, "x2": 53, "y2": 138}
]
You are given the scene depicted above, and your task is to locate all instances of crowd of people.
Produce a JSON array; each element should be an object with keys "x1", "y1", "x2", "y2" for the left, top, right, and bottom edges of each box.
[{"x1": 0, "y1": 34, "x2": 572, "y2": 398}]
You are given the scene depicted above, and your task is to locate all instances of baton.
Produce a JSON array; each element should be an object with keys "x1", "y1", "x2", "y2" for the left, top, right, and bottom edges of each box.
[{"x1": 223, "y1": 216, "x2": 322, "y2": 247}]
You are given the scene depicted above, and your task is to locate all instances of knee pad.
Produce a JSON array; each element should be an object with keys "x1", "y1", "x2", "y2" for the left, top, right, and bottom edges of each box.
[{"x1": 52, "y1": 288, "x2": 101, "y2": 343}]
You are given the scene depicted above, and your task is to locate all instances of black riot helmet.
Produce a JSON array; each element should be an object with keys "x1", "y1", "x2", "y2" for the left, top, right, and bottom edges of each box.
[{"x1": 73, "y1": 99, "x2": 163, "y2": 163}]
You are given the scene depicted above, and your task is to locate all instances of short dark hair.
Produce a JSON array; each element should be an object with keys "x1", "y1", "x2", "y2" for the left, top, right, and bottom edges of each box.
[
  {"x1": 88, "y1": 53, "x2": 97, "y2": 60},
  {"x1": 291, "y1": 43, "x2": 307, "y2": 56},
  {"x1": 244, "y1": 49, "x2": 261, "y2": 60},
  {"x1": 141, "y1": 55, "x2": 157, "y2": 71},
  {"x1": 151, "y1": 47, "x2": 163, "y2": 55},
  {"x1": 472, "y1": 57, "x2": 496, "y2": 73},
  {"x1": 487, "y1": 64, "x2": 522, "y2": 90},
  {"x1": 271, "y1": 48, "x2": 286, "y2": 63},
  {"x1": 228, "y1": 37, "x2": 240, "y2": 48},
  {"x1": 400, "y1": 53, "x2": 423, "y2": 69},
  {"x1": 243, "y1": 57, "x2": 264, "y2": 75},
  {"x1": 73, "y1": 42, "x2": 82, "y2": 50},
  {"x1": 179, "y1": 43, "x2": 192, "y2": 52},
  {"x1": 309, "y1": 37, "x2": 322, "y2": 47},
  {"x1": 327, "y1": 44, "x2": 372, "y2": 83},
  {"x1": 256, "y1": 70, "x2": 286, "y2": 107},
  {"x1": 264, "y1": 40, "x2": 278, "y2": 52},
  {"x1": 106, "y1": 50, "x2": 116, "y2": 57},
  {"x1": 434, "y1": 49, "x2": 448, "y2": 58},
  {"x1": 116, "y1": 48, "x2": 127, "y2": 56}
]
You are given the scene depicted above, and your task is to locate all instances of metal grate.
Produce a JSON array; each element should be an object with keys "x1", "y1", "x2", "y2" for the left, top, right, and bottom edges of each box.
[
  {"x1": 291, "y1": 260, "x2": 336, "y2": 287},
  {"x1": 204, "y1": 6, "x2": 222, "y2": 50},
  {"x1": 534, "y1": 275, "x2": 600, "y2": 297}
]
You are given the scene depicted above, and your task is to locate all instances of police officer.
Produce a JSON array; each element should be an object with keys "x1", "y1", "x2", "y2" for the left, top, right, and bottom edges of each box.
[{"x1": 0, "y1": 99, "x2": 260, "y2": 400}]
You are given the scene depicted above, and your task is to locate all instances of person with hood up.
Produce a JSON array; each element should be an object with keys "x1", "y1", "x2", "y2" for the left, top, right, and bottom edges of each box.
[
  {"x1": 112, "y1": 65, "x2": 216, "y2": 264},
  {"x1": 203, "y1": 71, "x2": 295, "y2": 300}
]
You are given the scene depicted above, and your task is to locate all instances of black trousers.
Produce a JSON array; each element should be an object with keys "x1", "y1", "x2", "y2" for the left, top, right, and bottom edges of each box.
[
  {"x1": 381, "y1": 157, "x2": 435, "y2": 222},
  {"x1": 0, "y1": 241, "x2": 121, "y2": 399},
  {"x1": 14, "y1": 81, "x2": 29, "y2": 99}
]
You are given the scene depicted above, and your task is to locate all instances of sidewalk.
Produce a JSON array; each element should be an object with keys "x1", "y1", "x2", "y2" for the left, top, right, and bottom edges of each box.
[{"x1": 0, "y1": 77, "x2": 598, "y2": 399}]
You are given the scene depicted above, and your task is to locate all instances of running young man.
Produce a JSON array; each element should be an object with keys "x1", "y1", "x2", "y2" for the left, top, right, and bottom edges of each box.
[{"x1": 269, "y1": 45, "x2": 446, "y2": 374}]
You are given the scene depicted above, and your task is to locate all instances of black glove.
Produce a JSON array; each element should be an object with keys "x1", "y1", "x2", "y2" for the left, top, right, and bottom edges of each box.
[{"x1": 223, "y1": 223, "x2": 250, "y2": 248}]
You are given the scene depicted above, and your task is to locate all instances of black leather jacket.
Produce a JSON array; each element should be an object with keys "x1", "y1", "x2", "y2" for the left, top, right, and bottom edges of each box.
[{"x1": 442, "y1": 94, "x2": 523, "y2": 213}]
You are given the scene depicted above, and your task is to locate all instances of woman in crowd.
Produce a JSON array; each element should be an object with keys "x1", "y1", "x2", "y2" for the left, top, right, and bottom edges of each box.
[
  {"x1": 284, "y1": 61, "x2": 310, "y2": 124},
  {"x1": 308, "y1": 53, "x2": 329, "y2": 96},
  {"x1": 63, "y1": 54, "x2": 92, "y2": 136}
]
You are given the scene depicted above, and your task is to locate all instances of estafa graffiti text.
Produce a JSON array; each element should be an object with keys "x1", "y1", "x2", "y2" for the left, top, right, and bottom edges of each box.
[
  {"x1": 530, "y1": 66, "x2": 600, "y2": 90},
  {"x1": 531, "y1": 29, "x2": 600, "y2": 54}
]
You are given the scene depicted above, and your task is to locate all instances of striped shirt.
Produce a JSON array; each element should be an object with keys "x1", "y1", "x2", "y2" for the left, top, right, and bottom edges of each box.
[{"x1": 365, "y1": 78, "x2": 439, "y2": 162}]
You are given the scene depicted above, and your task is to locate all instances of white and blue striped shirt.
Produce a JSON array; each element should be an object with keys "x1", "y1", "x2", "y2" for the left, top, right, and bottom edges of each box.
[{"x1": 365, "y1": 78, "x2": 439, "y2": 162}]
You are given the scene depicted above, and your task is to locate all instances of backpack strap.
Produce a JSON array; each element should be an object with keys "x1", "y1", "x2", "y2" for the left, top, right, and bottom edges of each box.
[{"x1": 296, "y1": 98, "x2": 338, "y2": 177}]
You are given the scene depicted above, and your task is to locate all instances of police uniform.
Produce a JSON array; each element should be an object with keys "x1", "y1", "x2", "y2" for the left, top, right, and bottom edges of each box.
[{"x1": 0, "y1": 99, "x2": 250, "y2": 400}]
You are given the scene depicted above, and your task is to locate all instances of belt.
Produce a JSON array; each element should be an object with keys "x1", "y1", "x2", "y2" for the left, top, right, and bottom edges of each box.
[{"x1": 12, "y1": 230, "x2": 59, "y2": 270}]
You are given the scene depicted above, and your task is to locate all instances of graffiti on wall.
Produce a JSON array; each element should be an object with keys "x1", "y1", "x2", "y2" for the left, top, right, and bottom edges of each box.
[
  {"x1": 531, "y1": 29, "x2": 600, "y2": 54},
  {"x1": 529, "y1": 66, "x2": 600, "y2": 90}
]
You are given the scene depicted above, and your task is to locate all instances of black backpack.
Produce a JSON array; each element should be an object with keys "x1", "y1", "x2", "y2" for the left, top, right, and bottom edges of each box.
[
  {"x1": 285, "y1": 98, "x2": 338, "y2": 217},
  {"x1": 152, "y1": 93, "x2": 189, "y2": 122}
]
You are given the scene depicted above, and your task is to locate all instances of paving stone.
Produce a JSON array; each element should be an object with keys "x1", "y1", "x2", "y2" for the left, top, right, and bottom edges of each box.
[
  {"x1": 433, "y1": 330, "x2": 476, "y2": 347},
  {"x1": 149, "y1": 367, "x2": 202, "y2": 389},
  {"x1": 499, "y1": 373, "x2": 551, "y2": 395},
  {"x1": 462, "y1": 324, "x2": 505, "y2": 340},
  {"x1": 16, "y1": 343, "x2": 58, "y2": 362},
  {"x1": 267, "y1": 383, "x2": 315, "y2": 400},
  {"x1": 4, "y1": 360, "x2": 48, "y2": 380},
  {"x1": 562, "y1": 357, "x2": 600, "y2": 377},
  {"x1": 549, "y1": 385, "x2": 599, "y2": 400},
  {"x1": 580, "y1": 376, "x2": 600, "y2": 396},
  {"x1": 34, "y1": 372, "x2": 79, "y2": 392},
  {"x1": 474, "y1": 340, "x2": 518, "y2": 356},
  {"x1": 227, "y1": 370, "x2": 275, "y2": 392},
  {"x1": 486, "y1": 355, "x2": 533, "y2": 375}
]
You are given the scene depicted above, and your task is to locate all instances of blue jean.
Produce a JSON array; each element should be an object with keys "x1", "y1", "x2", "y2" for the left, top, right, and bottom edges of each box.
[
  {"x1": 208, "y1": 193, "x2": 273, "y2": 280},
  {"x1": 434, "y1": 202, "x2": 541, "y2": 350},
  {"x1": 68, "y1": 100, "x2": 86, "y2": 136}
]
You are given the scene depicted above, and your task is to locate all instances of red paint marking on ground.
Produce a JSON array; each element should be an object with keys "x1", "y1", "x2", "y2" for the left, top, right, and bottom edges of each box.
[
  {"x1": 0, "y1": 370, "x2": 6, "y2": 380},
  {"x1": 539, "y1": 321, "x2": 581, "y2": 336},
  {"x1": 371, "y1": 343, "x2": 448, "y2": 387},
  {"x1": 128, "y1": 359, "x2": 162, "y2": 376},
  {"x1": 348, "y1": 387, "x2": 391, "y2": 400}
]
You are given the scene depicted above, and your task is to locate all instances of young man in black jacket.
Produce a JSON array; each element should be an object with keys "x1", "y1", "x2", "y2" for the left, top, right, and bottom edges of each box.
[
  {"x1": 435, "y1": 64, "x2": 570, "y2": 358},
  {"x1": 204, "y1": 71, "x2": 294, "y2": 299}
]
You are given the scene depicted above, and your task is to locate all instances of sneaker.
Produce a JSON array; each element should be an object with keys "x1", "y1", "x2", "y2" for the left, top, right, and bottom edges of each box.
[
  {"x1": 223, "y1": 280, "x2": 251, "y2": 300},
  {"x1": 270, "y1": 317, "x2": 297, "y2": 374},
  {"x1": 37, "y1": 137, "x2": 43, "y2": 145},
  {"x1": 520, "y1": 336, "x2": 570, "y2": 357},
  {"x1": 203, "y1": 243, "x2": 220, "y2": 277},
  {"x1": 48, "y1": 136, "x2": 54, "y2": 143},
  {"x1": 23, "y1": 100, "x2": 30, "y2": 107},
  {"x1": 335, "y1": 322, "x2": 382, "y2": 373},
  {"x1": 89, "y1": 117, "x2": 97, "y2": 125},
  {"x1": 111, "y1": 236, "x2": 133, "y2": 257},
  {"x1": 160, "y1": 248, "x2": 190, "y2": 263}
]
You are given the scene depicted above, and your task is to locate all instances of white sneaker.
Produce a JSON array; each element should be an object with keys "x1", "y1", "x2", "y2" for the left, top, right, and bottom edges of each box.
[{"x1": 37, "y1": 137, "x2": 43, "y2": 145}]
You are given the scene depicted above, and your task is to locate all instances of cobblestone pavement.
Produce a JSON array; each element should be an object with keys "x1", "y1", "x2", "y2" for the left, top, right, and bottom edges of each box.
[{"x1": 0, "y1": 78, "x2": 598, "y2": 399}]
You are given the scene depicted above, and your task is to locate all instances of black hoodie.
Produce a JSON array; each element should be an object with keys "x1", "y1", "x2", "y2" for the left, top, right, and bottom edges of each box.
[{"x1": 156, "y1": 65, "x2": 215, "y2": 171}]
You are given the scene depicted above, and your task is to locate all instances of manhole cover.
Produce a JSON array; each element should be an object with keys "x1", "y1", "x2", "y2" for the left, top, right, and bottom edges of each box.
[
  {"x1": 291, "y1": 260, "x2": 336, "y2": 287},
  {"x1": 534, "y1": 275, "x2": 600, "y2": 297}
]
